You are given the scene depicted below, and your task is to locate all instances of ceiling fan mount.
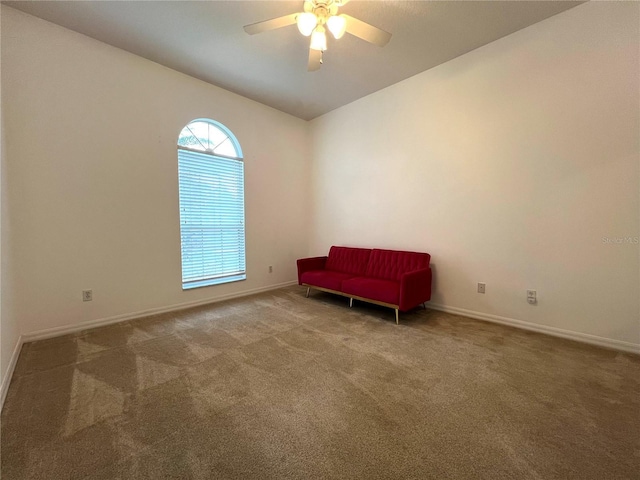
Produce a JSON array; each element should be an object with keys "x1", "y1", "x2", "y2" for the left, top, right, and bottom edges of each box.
[{"x1": 243, "y1": 0, "x2": 392, "y2": 72}]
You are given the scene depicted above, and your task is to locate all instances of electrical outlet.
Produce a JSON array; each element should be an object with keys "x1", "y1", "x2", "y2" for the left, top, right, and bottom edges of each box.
[
  {"x1": 268, "y1": 265, "x2": 273, "y2": 273},
  {"x1": 527, "y1": 290, "x2": 537, "y2": 304},
  {"x1": 477, "y1": 282, "x2": 486, "y2": 294},
  {"x1": 82, "y1": 289, "x2": 93, "y2": 302}
]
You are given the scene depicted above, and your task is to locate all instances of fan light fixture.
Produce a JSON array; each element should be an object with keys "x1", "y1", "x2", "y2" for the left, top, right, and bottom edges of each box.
[
  {"x1": 310, "y1": 25, "x2": 327, "y2": 51},
  {"x1": 296, "y1": 1, "x2": 347, "y2": 48},
  {"x1": 244, "y1": 0, "x2": 392, "y2": 71},
  {"x1": 327, "y1": 15, "x2": 347, "y2": 39},
  {"x1": 296, "y1": 12, "x2": 317, "y2": 36}
]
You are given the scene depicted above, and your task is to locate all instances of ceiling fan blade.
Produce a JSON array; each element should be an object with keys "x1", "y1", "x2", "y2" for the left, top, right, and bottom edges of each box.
[
  {"x1": 342, "y1": 14, "x2": 391, "y2": 47},
  {"x1": 243, "y1": 13, "x2": 298, "y2": 35},
  {"x1": 308, "y1": 48, "x2": 322, "y2": 72}
]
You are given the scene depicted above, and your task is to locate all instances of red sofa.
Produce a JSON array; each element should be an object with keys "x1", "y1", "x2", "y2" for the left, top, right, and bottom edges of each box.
[{"x1": 297, "y1": 246, "x2": 432, "y2": 324}]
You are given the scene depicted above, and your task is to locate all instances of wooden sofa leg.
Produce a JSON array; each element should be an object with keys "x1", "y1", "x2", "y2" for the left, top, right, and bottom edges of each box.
[
  {"x1": 395, "y1": 309, "x2": 399, "y2": 325},
  {"x1": 306, "y1": 287, "x2": 310, "y2": 298},
  {"x1": 349, "y1": 298, "x2": 353, "y2": 308},
  {"x1": 422, "y1": 302, "x2": 426, "y2": 309}
]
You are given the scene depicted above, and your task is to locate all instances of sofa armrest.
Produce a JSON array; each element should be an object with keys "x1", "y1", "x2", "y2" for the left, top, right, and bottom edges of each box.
[
  {"x1": 399, "y1": 267, "x2": 432, "y2": 311},
  {"x1": 297, "y1": 256, "x2": 328, "y2": 284}
]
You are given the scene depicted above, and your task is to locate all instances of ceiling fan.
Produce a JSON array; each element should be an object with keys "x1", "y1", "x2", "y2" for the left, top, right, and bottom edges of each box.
[{"x1": 243, "y1": 0, "x2": 392, "y2": 72}]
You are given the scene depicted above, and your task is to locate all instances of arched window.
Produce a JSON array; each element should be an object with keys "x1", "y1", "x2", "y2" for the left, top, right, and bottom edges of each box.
[{"x1": 177, "y1": 119, "x2": 245, "y2": 289}]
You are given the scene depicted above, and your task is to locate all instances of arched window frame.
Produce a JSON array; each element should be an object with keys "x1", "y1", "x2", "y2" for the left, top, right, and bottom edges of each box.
[{"x1": 177, "y1": 118, "x2": 246, "y2": 290}]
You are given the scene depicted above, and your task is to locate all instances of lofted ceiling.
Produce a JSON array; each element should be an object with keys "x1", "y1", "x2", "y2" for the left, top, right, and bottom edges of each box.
[{"x1": 4, "y1": 1, "x2": 583, "y2": 120}]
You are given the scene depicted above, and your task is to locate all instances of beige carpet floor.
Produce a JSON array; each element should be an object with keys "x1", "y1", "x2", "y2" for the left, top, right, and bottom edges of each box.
[{"x1": 1, "y1": 286, "x2": 639, "y2": 479}]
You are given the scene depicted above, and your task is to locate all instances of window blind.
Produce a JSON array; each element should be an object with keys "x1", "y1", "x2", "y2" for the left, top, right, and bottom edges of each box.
[{"x1": 178, "y1": 148, "x2": 246, "y2": 289}]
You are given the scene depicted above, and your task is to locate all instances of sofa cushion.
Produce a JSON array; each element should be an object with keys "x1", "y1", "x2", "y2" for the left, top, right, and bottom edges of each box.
[
  {"x1": 341, "y1": 277, "x2": 400, "y2": 306},
  {"x1": 300, "y1": 270, "x2": 354, "y2": 292},
  {"x1": 365, "y1": 249, "x2": 431, "y2": 281},
  {"x1": 325, "y1": 246, "x2": 372, "y2": 276}
]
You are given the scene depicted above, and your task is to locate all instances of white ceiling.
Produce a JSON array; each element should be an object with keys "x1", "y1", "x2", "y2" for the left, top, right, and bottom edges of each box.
[{"x1": 4, "y1": 0, "x2": 583, "y2": 120}]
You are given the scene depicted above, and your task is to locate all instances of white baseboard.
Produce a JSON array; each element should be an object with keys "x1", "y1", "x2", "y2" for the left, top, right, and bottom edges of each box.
[
  {"x1": 1, "y1": 335, "x2": 24, "y2": 411},
  {"x1": 428, "y1": 302, "x2": 640, "y2": 355},
  {"x1": 22, "y1": 281, "x2": 297, "y2": 343}
]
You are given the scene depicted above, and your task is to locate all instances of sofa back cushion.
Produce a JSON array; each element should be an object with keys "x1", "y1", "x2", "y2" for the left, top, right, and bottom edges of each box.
[
  {"x1": 325, "y1": 246, "x2": 372, "y2": 275},
  {"x1": 365, "y1": 249, "x2": 431, "y2": 281}
]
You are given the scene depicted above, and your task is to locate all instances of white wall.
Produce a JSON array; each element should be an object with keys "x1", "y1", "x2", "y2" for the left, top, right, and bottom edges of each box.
[
  {"x1": 1, "y1": 6, "x2": 311, "y2": 347},
  {"x1": 310, "y1": 2, "x2": 640, "y2": 349},
  {"x1": 1, "y1": 7, "x2": 20, "y2": 403}
]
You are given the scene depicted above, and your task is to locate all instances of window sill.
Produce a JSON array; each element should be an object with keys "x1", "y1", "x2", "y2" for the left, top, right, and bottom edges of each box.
[{"x1": 182, "y1": 274, "x2": 247, "y2": 290}]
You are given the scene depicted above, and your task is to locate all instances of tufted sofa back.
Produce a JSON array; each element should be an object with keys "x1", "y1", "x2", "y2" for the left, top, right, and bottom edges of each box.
[
  {"x1": 365, "y1": 249, "x2": 431, "y2": 281},
  {"x1": 325, "y1": 246, "x2": 372, "y2": 275}
]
